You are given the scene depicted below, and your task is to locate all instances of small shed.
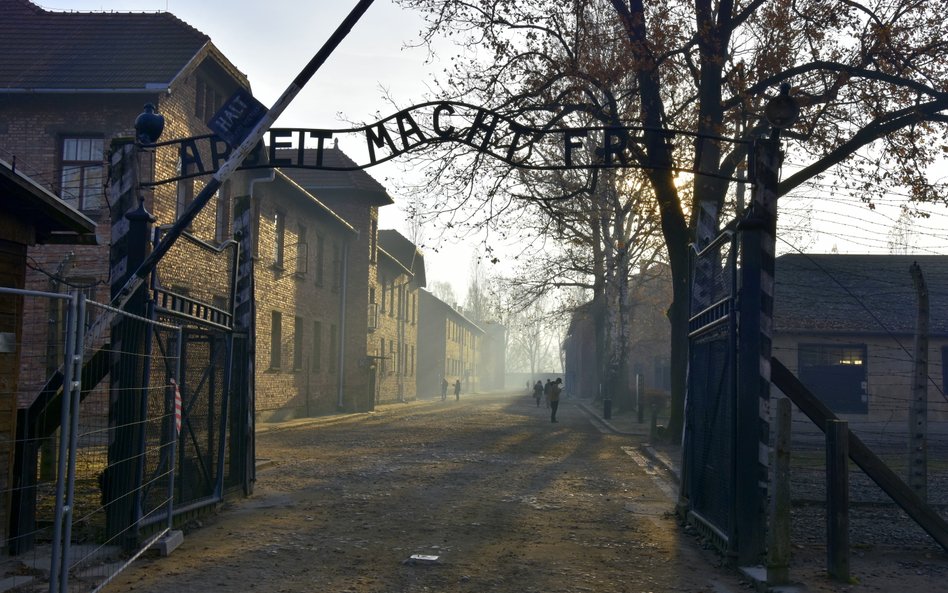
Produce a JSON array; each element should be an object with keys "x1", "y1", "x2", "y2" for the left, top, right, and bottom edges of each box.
[{"x1": 0, "y1": 157, "x2": 95, "y2": 548}]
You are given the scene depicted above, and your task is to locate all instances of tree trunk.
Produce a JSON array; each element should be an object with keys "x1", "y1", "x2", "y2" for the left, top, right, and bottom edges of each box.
[{"x1": 658, "y1": 188, "x2": 691, "y2": 442}]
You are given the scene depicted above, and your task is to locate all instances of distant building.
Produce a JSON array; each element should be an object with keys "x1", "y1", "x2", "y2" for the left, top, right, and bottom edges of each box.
[
  {"x1": 563, "y1": 262, "x2": 672, "y2": 405},
  {"x1": 478, "y1": 321, "x2": 507, "y2": 392},
  {"x1": 773, "y1": 253, "x2": 948, "y2": 423},
  {"x1": 563, "y1": 301, "x2": 598, "y2": 398},
  {"x1": 278, "y1": 147, "x2": 395, "y2": 412},
  {"x1": 417, "y1": 290, "x2": 484, "y2": 398},
  {"x1": 627, "y1": 263, "x2": 672, "y2": 396},
  {"x1": 372, "y1": 229, "x2": 426, "y2": 404}
]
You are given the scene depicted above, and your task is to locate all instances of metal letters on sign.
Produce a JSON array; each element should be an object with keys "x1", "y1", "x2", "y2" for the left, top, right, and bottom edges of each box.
[{"x1": 145, "y1": 101, "x2": 674, "y2": 186}]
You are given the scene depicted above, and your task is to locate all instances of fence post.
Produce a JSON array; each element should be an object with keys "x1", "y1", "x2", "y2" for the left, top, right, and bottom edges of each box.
[
  {"x1": 49, "y1": 292, "x2": 78, "y2": 593},
  {"x1": 768, "y1": 397, "x2": 791, "y2": 584},
  {"x1": 908, "y1": 262, "x2": 928, "y2": 502},
  {"x1": 826, "y1": 419, "x2": 850, "y2": 581},
  {"x1": 636, "y1": 373, "x2": 645, "y2": 424}
]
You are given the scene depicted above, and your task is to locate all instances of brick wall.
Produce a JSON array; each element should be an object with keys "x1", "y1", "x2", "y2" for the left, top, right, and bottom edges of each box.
[
  {"x1": 370, "y1": 256, "x2": 419, "y2": 403},
  {"x1": 251, "y1": 178, "x2": 359, "y2": 420}
]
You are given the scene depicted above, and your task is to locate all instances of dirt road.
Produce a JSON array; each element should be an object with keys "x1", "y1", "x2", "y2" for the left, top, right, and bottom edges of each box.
[{"x1": 103, "y1": 393, "x2": 748, "y2": 593}]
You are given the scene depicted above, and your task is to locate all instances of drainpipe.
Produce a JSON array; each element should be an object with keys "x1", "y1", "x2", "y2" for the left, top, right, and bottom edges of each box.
[
  {"x1": 240, "y1": 169, "x2": 274, "y2": 481},
  {"x1": 336, "y1": 238, "x2": 350, "y2": 409}
]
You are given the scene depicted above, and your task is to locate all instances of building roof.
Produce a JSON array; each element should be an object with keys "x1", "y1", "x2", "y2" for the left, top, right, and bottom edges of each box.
[
  {"x1": 0, "y1": 0, "x2": 244, "y2": 92},
  {"x1": 378, "y1": 229, "x2": 426, "y2": 287},
  {"x1": 271, "y1": 170, "x2": 356, "y2": 234},
  {"x1": 419, "y1": 289, "x2": 484, "y2": 334},
  {"x1": 774, "y1": 253, "x2": 948, "y2": 335},
  {"x1": 276, "y1": 147, "x2": 394, "y2": 206},
  {"x1": 0, "y1": 157, "x2": 96, "y2": 243}
]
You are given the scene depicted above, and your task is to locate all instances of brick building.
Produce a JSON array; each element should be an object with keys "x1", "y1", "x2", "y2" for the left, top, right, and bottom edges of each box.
[
  {"x1": 249, "y1": 171, "x2": 359, "y2": 419},
  {"x1": 278, "y1": 147, "x2": 395, "y2": 412},
  {"x1": 417, "y1": 289, "x2": 484, "y2": 398},
  {"x1": 372, "y1": 229, "x2": 426, "y2": 404},
  {"x1": 0, "y1": 0, "x2": 250, "y2": 294}
]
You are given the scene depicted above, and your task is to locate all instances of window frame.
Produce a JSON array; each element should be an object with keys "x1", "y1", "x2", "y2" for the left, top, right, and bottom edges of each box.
[{"x1": 60, "y1": 136, "x2": 105, "y2": 212}]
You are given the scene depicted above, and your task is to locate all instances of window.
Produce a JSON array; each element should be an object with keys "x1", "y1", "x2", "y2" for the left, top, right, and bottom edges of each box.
[
  {"x1": 175, "y1": 158, "x2": 194, "y2": 221},
  {"x1": 195, "y1": 76, "x2": 223, "y2": 121},
  {"x1": 311, "y1": 321, "x2": 322, "y2": 372},
  {"x1": 215, "y1": 181, "x2": 232, "y2": 243},
  {"x1": 273, "y1": 211, "x2": 286, "y2": 268},
  {"x1": 296, "y1": 224, "x2": 308, "y2": 275},
  {"x1": 60, "y1": 137, "x2": 105, "y2": 211},
  {"x1": 389, "y1": 279, "x2": 395, "y2": 316},
  {"x1": 315, "y1": 234, "x2": 324, "y2": 286},
  {"x1": 411, "y1": 294, "x2": 416, "y2": 324},
  {"x1": 331, "y1": 243, "x2": 341, "y2": 292},
  {"x1": 389, "y1": 339, "x2": 395, "y2": 374},
  {"x1": 798, "y1": 343, "x2": 868, "y2": 413},
  {"x1": 293, "y1": 316, "x2": 304, "y2": 370},
  {"x1": 329, "y1": 324, "x2": 338, "y2": 373},
  {"x1": 380, "y1": 339, "x2": 386, "y2": 375},
  {"x1": 370, "y1": 218, "x2": 378, "y2": 262},
  {"x1": 270, "y1": 311, "x2": 282, "y2": 369},
  {"x1": 380, "y1": 276, "x2": 386, "y2": 311}
]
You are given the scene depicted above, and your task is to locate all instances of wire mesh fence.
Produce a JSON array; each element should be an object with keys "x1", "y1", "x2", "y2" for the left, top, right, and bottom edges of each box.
[
  {"x1": 60, "y1": 299, "x2": 181, "y2": 593},
  {"x1": 0, "y1": 288, "x2": 183, "y2": 593},
  {"x1": 1, "y1": 287, "x2": 74, "y2": 591}
]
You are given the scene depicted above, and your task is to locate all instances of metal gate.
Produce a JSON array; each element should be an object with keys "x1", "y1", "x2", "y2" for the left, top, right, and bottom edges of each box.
[
  {"x1": 681, "y1": 138, "x2": 782, "y2": 566},
  {"x1": 150, "y1": 228, "x2": 252, "y2": 508},
  {"x1": 684, "y1": 229, "x2": 739, "y2": 553}
]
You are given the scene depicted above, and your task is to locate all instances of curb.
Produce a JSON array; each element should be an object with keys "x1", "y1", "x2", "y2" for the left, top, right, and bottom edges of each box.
[{"x1": 576, "y1": 401, "x2": 681, "y2": 485}]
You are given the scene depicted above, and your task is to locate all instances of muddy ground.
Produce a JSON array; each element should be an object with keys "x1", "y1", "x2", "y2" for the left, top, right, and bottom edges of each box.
[{"x1": 97, "y1": 392, "x2": 946, "y2": 593}]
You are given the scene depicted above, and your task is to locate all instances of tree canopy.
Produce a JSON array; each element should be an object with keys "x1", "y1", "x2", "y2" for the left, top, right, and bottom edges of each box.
[{"x1": 396, "y1": 0, "x2": 948, "y2": 438}]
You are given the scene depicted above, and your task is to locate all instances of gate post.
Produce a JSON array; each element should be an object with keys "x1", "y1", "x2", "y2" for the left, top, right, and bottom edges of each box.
[
  {"x1": 735, "y1": 135, "x2": 780, "y2": 565},
  {"x1": 232, "y1": 190, "x2": 256, "y2": 494},
  {"x1": 106, "y1": 139, "x2": 155, "y2": 546}
]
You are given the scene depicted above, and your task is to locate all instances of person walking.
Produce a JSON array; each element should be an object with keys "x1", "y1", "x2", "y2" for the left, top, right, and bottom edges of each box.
[
  {"x1": 533, "y1": 380, "x2": 543, "y2": 407},
  {"x1": 543, "y1": 379, "x2": 552, "y2": 408},
  {"x1": 454, "y1": 379, "x2": 461, "y2": 401},
  {"x1": 441, "y1": 377, "x2": 448, "y2": 401},
  {"x1": 550, "y1": 378, "x2": 562, "y2": 422}
]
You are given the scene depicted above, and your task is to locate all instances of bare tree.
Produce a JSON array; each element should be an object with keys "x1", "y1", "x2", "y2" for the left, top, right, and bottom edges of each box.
[
  {"x1": 429, "y1": 280, "x2": 458, "y2": 306},
  {"x1": 397, "y1": 0, "x2": 948, "y2": 439}
]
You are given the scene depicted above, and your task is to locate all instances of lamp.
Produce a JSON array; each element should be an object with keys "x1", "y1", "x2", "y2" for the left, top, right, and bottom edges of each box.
[
  {"x1": 764, "y1": 83, "x2": 799, "y2": 138},
  {"x1": 135, "y1": 103, "x2": 165, "y2": 145}
]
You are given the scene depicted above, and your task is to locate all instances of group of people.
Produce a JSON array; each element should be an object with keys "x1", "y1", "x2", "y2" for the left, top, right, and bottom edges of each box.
[
  {"x1": 441, "y1": 377, "x2": 461, "y2": 401},
  {"x1": 532, "y1": 378, "x2": 563, "y2": 423}
]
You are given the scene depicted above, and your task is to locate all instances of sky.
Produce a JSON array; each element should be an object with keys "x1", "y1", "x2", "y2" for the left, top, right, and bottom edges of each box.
[
  {"x1": 37, "y1": 1, "x2": 948, "y2": 296},
  {"x1": 46, "y1": 0, "x2": 481, "y2": 298}
]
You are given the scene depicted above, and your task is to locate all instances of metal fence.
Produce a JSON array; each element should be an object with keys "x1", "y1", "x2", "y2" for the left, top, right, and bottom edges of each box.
[
  {"x1": 60, "y1": 298, "x2": 182, "y2": 593},
  {"x1": 0, "y1": 285, "x2": 240, "y2": 592}
]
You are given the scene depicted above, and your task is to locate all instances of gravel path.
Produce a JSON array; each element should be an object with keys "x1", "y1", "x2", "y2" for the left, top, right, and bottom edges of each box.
[{"x1": 100, "y1": 393, "x2": 746, "y2": 593}]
